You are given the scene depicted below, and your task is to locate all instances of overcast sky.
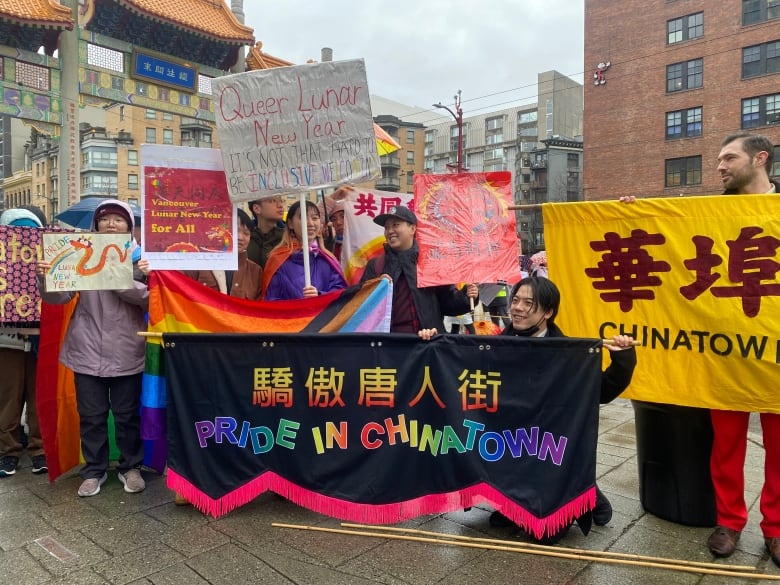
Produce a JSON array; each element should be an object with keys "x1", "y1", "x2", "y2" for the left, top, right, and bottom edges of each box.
[{"x1": 241, "y1": 1, "x2": 584, "y2": 120}]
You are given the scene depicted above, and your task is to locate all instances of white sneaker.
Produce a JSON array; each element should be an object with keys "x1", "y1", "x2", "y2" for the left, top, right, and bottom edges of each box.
[
  {"x1": 118, "y1": 469, "x2": 145, "y2": 493},
  {"x1": 78, "y1": 473, "x2": 107, "y2": 497}
]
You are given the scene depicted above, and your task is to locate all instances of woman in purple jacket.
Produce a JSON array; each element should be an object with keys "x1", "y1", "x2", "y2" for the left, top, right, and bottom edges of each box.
[
  {"x1": 37, "y1": 200, "x2": 149, "y2": 497},
  {"x1": 261, "y1": 200, "x2": 346, "y2": 300}
]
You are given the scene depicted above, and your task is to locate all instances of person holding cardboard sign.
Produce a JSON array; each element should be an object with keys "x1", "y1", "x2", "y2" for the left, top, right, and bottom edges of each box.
[{"x1": 36, "y1": 200, "x2": 150, "y2": 497}]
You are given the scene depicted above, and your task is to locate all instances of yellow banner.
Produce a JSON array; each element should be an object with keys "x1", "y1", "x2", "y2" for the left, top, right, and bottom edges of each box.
[{"x1": 544, "y1": 194, "x2": 780, "y2": 414}]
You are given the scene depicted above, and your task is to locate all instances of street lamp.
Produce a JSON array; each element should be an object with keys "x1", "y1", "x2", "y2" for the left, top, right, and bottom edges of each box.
[{"x1": 433, "y1": 90, "x2": 463, "y2": 174}]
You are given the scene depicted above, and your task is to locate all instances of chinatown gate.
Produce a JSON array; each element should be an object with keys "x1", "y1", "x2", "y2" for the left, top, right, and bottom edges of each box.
[{"x1": 0, "y1": 0, "x2": 291, "y2": 217}]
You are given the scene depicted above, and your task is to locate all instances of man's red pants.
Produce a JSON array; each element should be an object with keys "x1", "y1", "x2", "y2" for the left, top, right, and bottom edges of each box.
[{"x1": 710, "y1": 409, "x2": 780, "y2": 537}]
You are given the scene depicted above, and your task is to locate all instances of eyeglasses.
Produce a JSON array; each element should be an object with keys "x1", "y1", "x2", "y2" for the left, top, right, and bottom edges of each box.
[{"x1": 97, "y1": 216, "x2": 128, "y2": 225}]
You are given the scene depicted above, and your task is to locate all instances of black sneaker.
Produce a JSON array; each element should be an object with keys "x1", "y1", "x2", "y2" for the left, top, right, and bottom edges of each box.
[
  {"x1": 31, "y1": 455, "x2": 48, "y2": 475},
  {"x1": 0, "y1": 456, "x2": 19, "y2": 477}
]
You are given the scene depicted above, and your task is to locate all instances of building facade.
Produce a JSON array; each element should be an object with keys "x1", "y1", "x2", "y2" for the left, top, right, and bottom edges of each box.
[{"x1": 584, "y1": 0, "x2": 780, "y2": 201}]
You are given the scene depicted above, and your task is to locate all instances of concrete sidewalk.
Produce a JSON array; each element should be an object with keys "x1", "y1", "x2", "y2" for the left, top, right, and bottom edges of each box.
[{"x1": 0, "y1": 399, "x2": 777, "y2": 585}]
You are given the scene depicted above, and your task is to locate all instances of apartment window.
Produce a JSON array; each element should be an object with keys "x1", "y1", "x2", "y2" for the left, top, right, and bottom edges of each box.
[
  {"x1": 773, "y1": 145, "x2": 780, "y2": 176},
  {"x1": 406, "y1": 172, "x2": 414, "y2": 186},
  {"x1": 743, "y1": 0, "x2": 780, "y2": 25},
  {"x1": 486, "y1": 117, "x2": 503, "y2": 131},
  {"x1": 145, "y1": 109, "x2": 156, "y2": 119},
  {"x1": 667, "y1": 59, "x2": 703, "y2": 92},
  {"x1": 406, "y1": 130, "x2": 414, "y2": 144},
  {"x1": 424, "y1": 145, "x2": 433, "y2": 156},
  {"x1": 666, "y1": 107, "x2": 703, "y2": 139},
  {"x1": 128, "y1": 174, "x2": 138, "y2": 190},
  {"x1": 519, "y1": 111, "x2": 537, "y2": 124},
  {"x1": 128, "y1": 150, "x2": 138, "y2": 166},
  {"x1": 668, "y1": 12, "x2": 704, "y2": 44},
  {"x1": 425, "y1": 130, "x2": 434, "y2": 143},
  {"x1": 406, "y1": 151, "x2": 414, "y2": 164},
  {"x1": 486, "y1": 133, "x2": 503, "y2": 145},
  {"x1": 484, "y1": 148, "x2": 504, "y2": 161},
  {"x1": 742, "y1": 41, "x2": 780, "y2": 78},
  {"x1": 665, "y1": 156, "x2": 702, "y2": 187},
  {"x1": 146, "y1": 128, "x2": 157, "y2": 143},
  {"x1": 567, "y1": 153, "x2": 580, "y2": 168},
  {"x1": 741, "y1": 93, "x2": 780, "y2": 127},
  {"x1": 163, "y1": 129, "x2": 174, "y2": 145}
]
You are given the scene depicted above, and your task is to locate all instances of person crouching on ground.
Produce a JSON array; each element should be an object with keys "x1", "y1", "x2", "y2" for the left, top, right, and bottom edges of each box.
[
  {"x1": 489, "y1": 276, "x2": 636, "y2": 542},
  {"x1": 36, "y1": 200, "x2": 149, "y2": 497}
]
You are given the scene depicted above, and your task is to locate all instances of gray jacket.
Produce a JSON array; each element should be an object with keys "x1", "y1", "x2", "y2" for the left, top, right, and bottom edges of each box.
[{"x1": 39, "y1": 199, "x2": 148, "y2": 376}]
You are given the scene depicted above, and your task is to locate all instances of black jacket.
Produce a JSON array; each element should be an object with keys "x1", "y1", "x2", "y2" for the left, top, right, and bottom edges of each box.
[
  {"x1": 502, "y1": 321, "x2": 637, "y2": 403},
  {"x1": 361, "y1": 242, "x2": 471, "y2": 331}
]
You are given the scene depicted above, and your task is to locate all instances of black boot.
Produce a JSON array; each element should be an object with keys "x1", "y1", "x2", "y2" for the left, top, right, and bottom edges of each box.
[{"x1": 593, "y1": 485, "x2": 613, "y2": 526}]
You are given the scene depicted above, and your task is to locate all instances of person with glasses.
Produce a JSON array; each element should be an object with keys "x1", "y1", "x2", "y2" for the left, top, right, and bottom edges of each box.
[{"x1": 36, "y1": 200, "x2": 149, "y2": 497}]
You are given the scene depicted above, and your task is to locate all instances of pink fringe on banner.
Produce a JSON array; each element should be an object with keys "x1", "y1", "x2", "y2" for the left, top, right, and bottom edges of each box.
[{"x1": 167, "y1": 469, "x2": 595, "y2": 539}]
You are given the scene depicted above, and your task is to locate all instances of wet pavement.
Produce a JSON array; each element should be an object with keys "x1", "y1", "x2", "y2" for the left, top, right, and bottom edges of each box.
[{"x1": 0, "y1": 399, "x2": 777, "y2": 585}]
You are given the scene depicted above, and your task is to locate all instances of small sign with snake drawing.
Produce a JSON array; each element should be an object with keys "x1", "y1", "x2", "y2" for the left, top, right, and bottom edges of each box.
[{"x1": 41, "y1": 233, "x2": 133, "y2": 291}]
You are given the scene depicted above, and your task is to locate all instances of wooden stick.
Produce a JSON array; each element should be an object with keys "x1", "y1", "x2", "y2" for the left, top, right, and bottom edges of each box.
[
  {"x1": 602, "y1": 339, "x2": 642, "y2": 346},
  {"x1": 340, "y1": 523, "x2": 756, "y2": 572},
  {"x1": 508, "y1": 204, "x2": 542, "y2": 210},
  {"x1": 272, "y1": 523, "x2": 780, "y2": 580},
  {"x1": 137, "y1": 331, "x2": 163, "y2": 338}
]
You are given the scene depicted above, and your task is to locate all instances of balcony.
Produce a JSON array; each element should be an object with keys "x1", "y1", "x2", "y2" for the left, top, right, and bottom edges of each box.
[
  {"x1": 380, "y1": 155, "x2": 400, "y2": 168},
  {"x1": 376, "y1": 177, "x2": 401, "y2": 191}
]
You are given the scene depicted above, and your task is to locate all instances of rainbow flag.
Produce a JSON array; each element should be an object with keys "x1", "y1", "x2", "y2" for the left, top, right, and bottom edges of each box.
[{"x1": 140, "y1": 270, "x2": 393, "y2": 462}]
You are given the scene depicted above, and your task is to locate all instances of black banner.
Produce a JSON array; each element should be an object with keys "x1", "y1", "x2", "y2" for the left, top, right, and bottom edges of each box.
[{"x1": 164, "y1": 333, "x2": 602, "y2": 538}]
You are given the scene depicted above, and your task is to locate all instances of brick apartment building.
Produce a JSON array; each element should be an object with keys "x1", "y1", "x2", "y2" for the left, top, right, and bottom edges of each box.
[{"x1": 584, "y1": 0, "x2": 780, "y2": 200}]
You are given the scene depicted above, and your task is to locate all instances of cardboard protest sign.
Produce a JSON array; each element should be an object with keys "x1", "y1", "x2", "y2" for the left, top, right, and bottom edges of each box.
[
  {"x1": 0, "y1": 225, "x2": 41, "y2": 322},
  {"x1": 211, "y1": 59, "x2": 381, "y2": 203},
  {"x1": 141, "y1": 145, "x2": 237, "y2": 271},
  {"x1": 414, "y1": 172, "x2": 521, "y2": 287},
  {"x1": 42, "y1": 233, "x2": 133, "y2": 291}
]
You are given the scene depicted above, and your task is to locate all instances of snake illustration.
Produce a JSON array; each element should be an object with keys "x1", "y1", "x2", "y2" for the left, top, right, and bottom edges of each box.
[{"x1": 49, "y1": 236, "x2": 131, "y2": 275}]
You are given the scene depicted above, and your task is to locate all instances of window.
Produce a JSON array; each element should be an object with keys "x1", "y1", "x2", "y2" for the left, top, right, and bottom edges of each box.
[
  {"x1": 146, "y1": 128, "x2": 157, "y2": 143},
  {"x1": 486, "y1": 133, "x2": 503, "y2": 145},
  {"x1": 742, "y1": 41, "x2": 780, "y2": 78},
  {"x1": 567, "y1": 153, "x2": 580, "y2": 168},
  {"x1": 741, "y1": 93, "x2": 780, "y2": 127},
  {"x1": 665, "y1": 156, "x2": 702, "y2": 187},
  {"x1": 179, "y1": 93, "x2": 190, "y2": 106},
  {"x1": 425, "y1": 131, "x2": 434, "y2": 143},
  {"x1": 163, "y1": 129, "x2": 174, "y2": 145},
  {"x1": 406, "y1": 171, "x2": 414, "y2": 186},
  {"x1": 145, "y1": 109, "x2": 156, "y2": 119},
  {"x1": 486, "y1": 117, "x2": 503, "y2": 131},
  {"x1": 743, "y1": 0, "x2": 780, "y2": 25},
  {"x1": 198, "y1": 75, "x2": 213, "y2": 95},
  {"x1": 773, "y1": 145, "x2": 780, "y2": 176},
  {"x1": 667, "y1": 58, "x2": 703, "y2": 92},
  {"x1": 484, "y1": 148, "x2": 503, "y2": 161},
  {"x1": 159, "y1": 88, "x2": 169, "y2": 102},
  {"x1": 667, "y1": 12, "x2": 703, "y2": 44},
  {"x1": 666, "y1": 107, "x2": 703, "y2": 139},
  {"x1": 519, "y1": 111, "x2": 537, "y2": 124},
  {"x1": 128, "y1": 150, "x2": 138, "y2": 166},
  {"x1": 135, "y1": 83, "x2": 148, "y2": 96},
  {"x1": 406, "y1": 130, "x2": 415, "y2": 144},
  {"x1": 111, "y1": 76, "x2": 124, "y2": 90},
  {"x1": 406, "y1": 151, "x2": 414, "y2": 164},
  {"x1": 128, "y1": 174, "x2": 138, "y2": 190},
  {"x1": 86, "y1": 43, "x2": 124, "y2": 72},
  {"x1": 15, "y1": 61, "x2": 49, "y2": 91}
]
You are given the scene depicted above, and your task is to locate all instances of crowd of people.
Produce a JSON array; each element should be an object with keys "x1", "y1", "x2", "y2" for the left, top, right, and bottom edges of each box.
[{"x1": 0, "y1": 131, "x2": 776, "y2": 566}]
